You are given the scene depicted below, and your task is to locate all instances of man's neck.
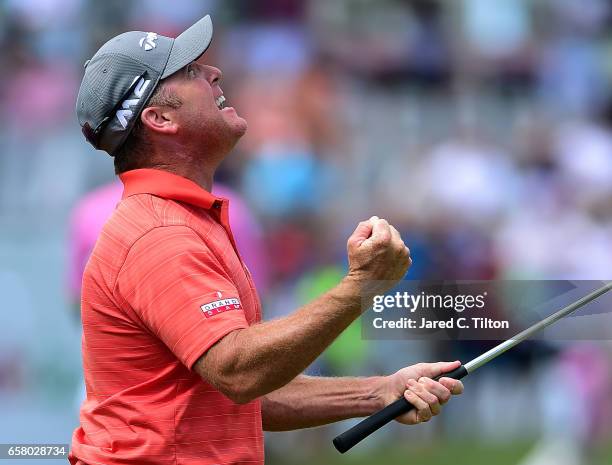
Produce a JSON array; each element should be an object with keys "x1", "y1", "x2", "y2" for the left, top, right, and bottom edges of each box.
[
  {"x1": 148, "y1": 163, "x2": 215, "y2": 192},
  {"x1": 147, "y1": 145, "x2": 223, "y2": 192}
]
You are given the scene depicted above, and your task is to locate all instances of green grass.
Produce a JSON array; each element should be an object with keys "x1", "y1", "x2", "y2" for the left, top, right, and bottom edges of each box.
[
  {"x1": 596, "y1": 444, "x2": 612, "y2": 465},
  {"x1": 268, "y1": 440, "x2": 612, "y2": 465}
]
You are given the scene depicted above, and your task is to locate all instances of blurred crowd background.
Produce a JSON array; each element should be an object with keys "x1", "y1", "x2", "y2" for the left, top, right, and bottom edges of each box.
[{"x1": 1, "y1": 0, "x2": 612, "y2": 464}]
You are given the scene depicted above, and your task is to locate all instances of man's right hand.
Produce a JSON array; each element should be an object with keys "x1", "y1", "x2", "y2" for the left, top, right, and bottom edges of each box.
[{"x1": 346, "y1": 216, "x2": 411, "y2": 293}]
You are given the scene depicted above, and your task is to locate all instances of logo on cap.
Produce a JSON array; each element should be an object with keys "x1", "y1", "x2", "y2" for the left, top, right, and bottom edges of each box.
[
  {"x1": 115, "y1": 76, "x2": 151, "y2": 129},
  {"x1": 139, "y1": 32, "x2": 158, "y2": 51}
]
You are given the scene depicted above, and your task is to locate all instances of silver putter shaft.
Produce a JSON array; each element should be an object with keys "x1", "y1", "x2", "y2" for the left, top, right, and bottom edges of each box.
[{"x1": 333, "y1": 281, "x2": 612, "y2": 453}]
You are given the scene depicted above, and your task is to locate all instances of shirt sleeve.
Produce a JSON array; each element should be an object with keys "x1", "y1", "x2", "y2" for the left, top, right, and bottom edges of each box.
[{"x1": 115, "y1": 225, "x2": 249, "y2": 369}]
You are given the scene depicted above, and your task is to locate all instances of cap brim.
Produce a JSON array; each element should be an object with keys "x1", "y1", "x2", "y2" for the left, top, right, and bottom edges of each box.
[{"x1": 161, "y1": 15, "x2": 213, "y2": 79}]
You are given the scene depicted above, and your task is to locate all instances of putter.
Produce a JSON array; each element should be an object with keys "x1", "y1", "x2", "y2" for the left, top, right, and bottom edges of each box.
[{"x1": 333, "y1": 281, "x2": 612, "y2": 453}]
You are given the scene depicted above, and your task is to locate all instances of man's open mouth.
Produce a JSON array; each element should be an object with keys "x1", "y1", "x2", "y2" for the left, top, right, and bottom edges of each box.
[{"x1": 215, "y1": 95, "x2": 226, "y2": 110}]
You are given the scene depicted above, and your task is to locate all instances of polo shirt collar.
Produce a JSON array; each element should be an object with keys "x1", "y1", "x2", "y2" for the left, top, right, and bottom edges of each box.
[{"x1": 119, "y1": 168, "x2": 222, "y2": 210}]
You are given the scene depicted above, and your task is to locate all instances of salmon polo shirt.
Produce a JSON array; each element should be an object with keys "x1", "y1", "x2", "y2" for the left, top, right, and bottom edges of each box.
[{"x1": 70, "y1": 169, "x2": 264, "y2": 465}]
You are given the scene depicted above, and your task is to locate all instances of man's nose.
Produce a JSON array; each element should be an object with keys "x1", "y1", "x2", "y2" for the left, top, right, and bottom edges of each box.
[{"x1": 210, "y1": 66, "x2": 223, "y2": 86}]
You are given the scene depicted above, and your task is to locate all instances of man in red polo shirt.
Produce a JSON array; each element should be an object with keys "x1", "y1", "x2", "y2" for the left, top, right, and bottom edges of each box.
[{"x1": 71, "y1": 15, "x2": 464, "y2": 465}]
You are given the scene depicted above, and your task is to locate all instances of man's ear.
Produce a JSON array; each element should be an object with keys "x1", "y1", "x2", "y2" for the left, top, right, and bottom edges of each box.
[{"x1": 140, "y1": 106, "x2": 179, "y2": 135}]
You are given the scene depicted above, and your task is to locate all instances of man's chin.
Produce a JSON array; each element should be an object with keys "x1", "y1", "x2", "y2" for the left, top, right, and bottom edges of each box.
[
  {"x1": 228, "y1": 114, "x2": 248, "y2": 138},
  {"x1": 218, "y1": 118, "x2": 247, "y2": 152}
]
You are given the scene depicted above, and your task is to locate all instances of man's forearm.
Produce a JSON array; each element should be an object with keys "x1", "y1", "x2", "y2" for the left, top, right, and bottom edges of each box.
[
  {"x1": 198, "y1": 277, "x2": 368, "y2": 403},
  {"x1": 261, "y1": 374, "x2": 385, "y2": 431},
  {"x1": 196, "y1": 216, "x2": 411, "y2": 405}
]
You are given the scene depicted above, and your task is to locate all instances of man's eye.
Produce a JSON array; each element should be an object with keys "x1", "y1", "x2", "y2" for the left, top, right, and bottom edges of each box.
[{"x1": 187, "y1": 64, "x2": 197, "y2": 78}]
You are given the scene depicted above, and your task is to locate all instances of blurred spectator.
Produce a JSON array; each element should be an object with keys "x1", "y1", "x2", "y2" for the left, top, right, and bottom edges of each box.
[
  {"x1": 67, "y1": 181, "x2": 123, "y2": 314},
  {"x1": 418, "y1": 126, "x2": 519, "y2": 228}
]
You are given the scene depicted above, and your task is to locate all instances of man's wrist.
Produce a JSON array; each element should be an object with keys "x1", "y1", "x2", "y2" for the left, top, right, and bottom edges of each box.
[
  {"x1": 329, "y1": 275, "x2": 365, "y2": 314},
  {"x1": 365, "y1": 375, "x2": 389, "y2": 413},
  {"x1": 336, "y1": 274, "x2": 381, "y2": 311}
]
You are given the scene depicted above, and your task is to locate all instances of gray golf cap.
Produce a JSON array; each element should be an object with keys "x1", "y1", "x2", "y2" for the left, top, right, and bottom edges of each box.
[{"x1": 76, "y1": 15, "x2": 213, "y2": 155}]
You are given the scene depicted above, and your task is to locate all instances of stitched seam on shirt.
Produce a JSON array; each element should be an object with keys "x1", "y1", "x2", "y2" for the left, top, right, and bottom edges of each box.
[
  {"x1": 111, "y1": 224, "x2": 199, "y2": 332},
  {"x1": 113, "y1": 224, "x2": 199, "y2": 296},
  {"x1": 186, "y1": 223, "x2": 240, "y2": 288}
]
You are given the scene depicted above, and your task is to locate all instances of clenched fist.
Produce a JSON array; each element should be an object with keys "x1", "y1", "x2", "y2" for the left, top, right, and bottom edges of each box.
[{"x1": 346, "y1": 216, "x2": 411, "y2": 295}]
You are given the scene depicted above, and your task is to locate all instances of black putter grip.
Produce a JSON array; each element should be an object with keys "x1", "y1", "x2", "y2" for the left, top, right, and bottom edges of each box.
[{"x1": 332, "y1": 364, "x2": 468, "y2": 453}]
